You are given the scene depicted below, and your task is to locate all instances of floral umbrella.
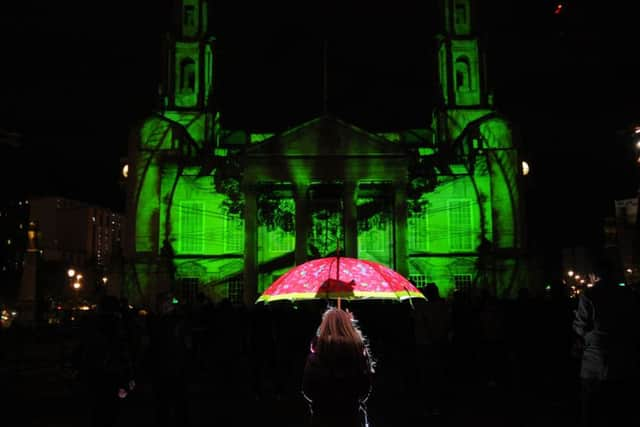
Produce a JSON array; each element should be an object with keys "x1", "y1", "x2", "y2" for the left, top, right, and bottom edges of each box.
[{"x1": 256, "y1": 256, "x2": 425, "y2": 304}]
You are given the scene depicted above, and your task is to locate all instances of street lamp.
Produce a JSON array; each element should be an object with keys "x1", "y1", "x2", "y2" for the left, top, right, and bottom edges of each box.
[{"x1": 67, "y1": 268, "x2": 83, "y2": 295}]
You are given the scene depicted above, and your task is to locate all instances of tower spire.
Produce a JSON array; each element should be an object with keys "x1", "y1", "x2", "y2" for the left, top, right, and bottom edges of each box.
[
  {"x1": 161, "y1": 0, "x2": 215, "y2": 111},
  {"x1": 436, "y1": 0, "x2": 486, "y2": 108}
]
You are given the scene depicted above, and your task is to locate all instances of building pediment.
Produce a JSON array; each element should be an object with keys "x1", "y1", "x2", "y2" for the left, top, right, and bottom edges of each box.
[{"x1": 246, "y1": 115, "x2": 406, "y2": 158}]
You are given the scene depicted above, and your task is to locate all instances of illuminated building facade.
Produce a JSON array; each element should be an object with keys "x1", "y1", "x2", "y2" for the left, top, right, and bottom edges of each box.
[{"x1": 125, "y1": 0, "x2": 528, "y2": 307}]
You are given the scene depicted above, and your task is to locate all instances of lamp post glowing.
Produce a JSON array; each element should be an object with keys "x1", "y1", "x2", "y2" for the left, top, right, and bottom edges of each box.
[{"x1": 67, "y1": 268, "x2": 83, "y2": 305}]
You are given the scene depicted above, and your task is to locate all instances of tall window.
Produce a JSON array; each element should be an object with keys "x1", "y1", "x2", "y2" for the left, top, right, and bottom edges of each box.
[
  {"x1": 448, "y1": 199, "x2": 472, "y2": 250},
  {"x1": 180, "y1": 58, "x2": 196, "y2": 92},
  {"x1": 224, "y1": 215, "x2": 244, "y2": 253},
  {"x1": 409, "y1": 214, "x2": 427, "y2": 251},
  {"x1": 180, "y1": 201, "x2": 204, "y2": 253}
]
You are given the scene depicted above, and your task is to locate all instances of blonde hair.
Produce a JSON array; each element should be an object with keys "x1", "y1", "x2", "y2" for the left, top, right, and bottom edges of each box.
[{"x1": 315, "y1": 307, "x2": 370, "y2": 367}]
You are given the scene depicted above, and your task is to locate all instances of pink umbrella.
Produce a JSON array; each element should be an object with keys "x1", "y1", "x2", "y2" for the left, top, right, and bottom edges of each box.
[{"x1": 256, "y1": 256, "x2": 425, "y2": 305}]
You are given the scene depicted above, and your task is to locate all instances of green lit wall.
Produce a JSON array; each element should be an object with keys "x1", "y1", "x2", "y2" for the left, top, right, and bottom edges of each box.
[{"x1": 125, "y1": 0, "x2": 527, "y2": 307}]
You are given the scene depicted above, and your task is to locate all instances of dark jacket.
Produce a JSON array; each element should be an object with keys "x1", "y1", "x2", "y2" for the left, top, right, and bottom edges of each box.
[
  {"x1": 302, "y1": 343, "x2": 373, "y2": 427},
  {"x1": 573, "y1": 282, "x2": 640, "y2": 381}
]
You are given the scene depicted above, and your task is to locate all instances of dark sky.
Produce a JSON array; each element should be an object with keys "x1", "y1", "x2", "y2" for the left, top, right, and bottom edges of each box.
[{"x1": 1, "y1": 1, "x2": 640, "y2": 253}]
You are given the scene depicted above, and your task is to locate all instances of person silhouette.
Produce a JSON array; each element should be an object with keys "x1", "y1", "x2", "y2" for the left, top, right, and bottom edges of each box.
[
  {"x1": 573, "y1": 251, "x2": 640, "y2": 427},
  {"x1": 74, "y1": 295, "x2": 134, "y2": 427},
  {"x1": 302, "y1": 306, "x2": 374, "y2": 427},
  {"x1": 419, "y1": 282, "x2": 452, "y2": 416}
]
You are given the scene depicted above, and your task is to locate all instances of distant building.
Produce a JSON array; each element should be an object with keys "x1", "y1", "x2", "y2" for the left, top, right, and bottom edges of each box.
[
  {"x1": 124, "y1": 0, "x2": 529, "y2": 308},
  {"x1": 29, "y1": 197, "x2": 121, "y2": 266},
  {"x1": 0, "y1": 199, "x2": 30, "y2": 301},
  {"x1": 26, "y1": 196, "x2": 124, "y2": 298},
  {"x1": 561, "y1": 197, "x2": 639, "y2": 297}
]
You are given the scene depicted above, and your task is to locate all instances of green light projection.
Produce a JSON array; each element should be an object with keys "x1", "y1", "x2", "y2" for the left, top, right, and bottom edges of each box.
[{"x1": 126, "y1": 0, "x2": 526, "y2": 306}]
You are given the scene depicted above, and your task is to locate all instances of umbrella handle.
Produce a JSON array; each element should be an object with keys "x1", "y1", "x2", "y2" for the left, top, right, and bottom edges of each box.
[{"x1": 337, "y1": 297, "x2": 341, "y2": 310}]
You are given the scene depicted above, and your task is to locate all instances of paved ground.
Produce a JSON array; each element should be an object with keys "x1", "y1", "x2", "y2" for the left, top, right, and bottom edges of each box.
[{"x1": 2, "y1": 327, "x2": 581, "y2": 427}]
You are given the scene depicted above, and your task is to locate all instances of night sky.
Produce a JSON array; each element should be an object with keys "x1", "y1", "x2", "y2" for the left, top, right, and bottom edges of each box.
[{"x1": 1, "y1": 1, "x2": 640, "y2": 254}]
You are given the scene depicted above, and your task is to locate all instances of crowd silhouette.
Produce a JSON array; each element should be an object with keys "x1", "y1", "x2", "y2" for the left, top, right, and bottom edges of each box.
[{"x1": 13, "y1": 272, "x2": 635, "y2": 427}]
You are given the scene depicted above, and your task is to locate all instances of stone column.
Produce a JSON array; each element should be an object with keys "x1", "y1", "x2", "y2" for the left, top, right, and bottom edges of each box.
[
  {"x1": 344, "y1": 181, "x2": 358, "y2": 258},
  {"x1": 393, "y1": 181, "x2": 409, "y2": 277},
  {"x1": 243, "y1": 185, "x2": 258, "y2": 306},
  {"x1": 294, "y1": 183, "x2": 310, "y2": 265}
]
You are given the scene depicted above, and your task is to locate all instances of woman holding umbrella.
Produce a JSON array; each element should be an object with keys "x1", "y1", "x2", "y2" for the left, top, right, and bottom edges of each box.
[{"x1": 302, "y1": 306, "x2": 375, "y2": 427}]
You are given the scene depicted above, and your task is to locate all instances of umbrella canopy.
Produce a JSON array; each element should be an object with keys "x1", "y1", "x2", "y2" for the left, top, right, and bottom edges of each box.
[{"x1": 256, "y1": 256, "x2": 425, "y2": 304}]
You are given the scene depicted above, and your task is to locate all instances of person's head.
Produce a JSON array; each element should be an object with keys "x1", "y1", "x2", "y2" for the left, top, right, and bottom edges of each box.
[
  {"x1": 424, "y1": 282, "x2": 441, "y2": 301},
  {"x1": 315, "y1": 307, "x2": 365, "y2": 364}
]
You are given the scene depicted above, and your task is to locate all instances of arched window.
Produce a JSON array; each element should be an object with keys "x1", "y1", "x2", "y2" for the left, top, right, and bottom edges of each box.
[
  {"x1": 455, "y1": 57, "x2": 471, "y2": 92},
  {"x1": 180, "y1": 58, "x2": 196, "y2": 93}
]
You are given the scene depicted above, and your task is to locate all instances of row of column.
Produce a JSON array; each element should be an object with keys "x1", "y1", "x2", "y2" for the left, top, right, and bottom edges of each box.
[{"x1": 242, "y1": 181, "x2": 407, "y2": 306}]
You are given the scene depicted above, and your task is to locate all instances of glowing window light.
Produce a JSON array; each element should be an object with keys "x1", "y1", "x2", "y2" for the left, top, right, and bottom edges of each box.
[
  {"x1": 521, "y1": 161, "x2": 530, "y2": 176},
  {"x1": 122, "y1": 164, "x2": 129, "y2": 179}
]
